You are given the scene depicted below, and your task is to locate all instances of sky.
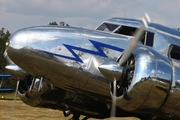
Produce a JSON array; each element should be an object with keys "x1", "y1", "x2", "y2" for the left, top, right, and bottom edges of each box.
[{"x1": 0, "y1": 0, "x2": 180, "y2": 33}]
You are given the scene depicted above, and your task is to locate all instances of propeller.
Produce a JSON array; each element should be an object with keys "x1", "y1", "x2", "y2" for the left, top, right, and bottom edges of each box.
[
  {"x1": 119, "y1": 13, "x2": 150, "y2": 66},
  {"x1": 9, "y1": 80, "x2": 20, "y2": 119},
  {"x1": 3, "y1": 47, "x2": 20, "y2": 119},
  {"x1": 109, "y1": 13, "x2": 151, "y2": 119},
  {"x1": 98, "y1": 13, "x2": 150, "y2": 83},
  {"x1": 110, "y1": 80, "x2": 117, "y2": 120}
]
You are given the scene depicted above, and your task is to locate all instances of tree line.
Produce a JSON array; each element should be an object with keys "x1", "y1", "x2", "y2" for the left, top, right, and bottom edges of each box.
[
  {"x1": 0, "y1": 21, "x2": 69, "y2": 73},
  {"x1": 0, "y1": 28, "x2": 10, "y2": 73}
]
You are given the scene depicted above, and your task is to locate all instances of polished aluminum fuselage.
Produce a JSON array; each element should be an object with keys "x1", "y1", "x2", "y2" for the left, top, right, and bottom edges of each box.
[
  {"x1": 6, "y1": 18, "x2": 180, "y2": 119},
  {"x1": 8, "y1": 26, "x2": 128, "y2": 98}
]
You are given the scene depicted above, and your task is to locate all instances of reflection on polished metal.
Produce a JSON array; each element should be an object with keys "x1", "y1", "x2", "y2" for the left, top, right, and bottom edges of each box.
[
  {"x1": 5, "y1": 16, "x2": 180, "y2": 119},
  {"x1": 3, "y1": 49, "x2": 13, "y2": 65},
  {"x1": 111, "y1": 46, "x2": 172, "y2": 112},
  {"x1": 5, "y1": 64, "x2": 26, "y2": 80}
]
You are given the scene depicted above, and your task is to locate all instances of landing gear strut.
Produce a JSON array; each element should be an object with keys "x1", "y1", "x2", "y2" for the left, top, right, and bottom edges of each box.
[{"x1": 69, "y1": 114, "x2": 80, "y2": 120}]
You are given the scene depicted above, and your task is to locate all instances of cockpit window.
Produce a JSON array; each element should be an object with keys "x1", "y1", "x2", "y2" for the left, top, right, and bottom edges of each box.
[
  {"x1": 96, "y1": 23, "x2": 119, "y2": 32},
  {"x1": 168, "y1": 45, "x2": 180, "y2": 60},
  {"x1": 96, "y1": 23, "x2": 154, "y2": 47},
  {"x1": 114, "y1": 26, "x2": 137, "y2": 36}
]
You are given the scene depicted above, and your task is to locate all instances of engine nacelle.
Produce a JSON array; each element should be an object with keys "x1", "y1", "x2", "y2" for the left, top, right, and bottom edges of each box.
[
  {"x1": 17, "y1": 75, "x2": 67, "y2": 109},
  {"x1": 111, "y1": 46, "x2": 172, "y2": 112}
]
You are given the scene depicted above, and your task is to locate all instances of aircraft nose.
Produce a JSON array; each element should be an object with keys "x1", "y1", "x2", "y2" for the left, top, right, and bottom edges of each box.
[{"x1": 6, "y1": 28, "x2": 28, "y2": 64}]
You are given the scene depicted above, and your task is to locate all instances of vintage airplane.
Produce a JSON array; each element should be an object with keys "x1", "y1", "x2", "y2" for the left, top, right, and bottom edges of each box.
[{"x1": 3, "y1": 14, "x2": 180, "y2": 120}]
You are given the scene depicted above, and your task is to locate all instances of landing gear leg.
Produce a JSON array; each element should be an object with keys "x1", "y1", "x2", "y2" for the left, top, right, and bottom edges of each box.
[{"x1": 69, "y1": 114, "x2": 80, "y2": 120}]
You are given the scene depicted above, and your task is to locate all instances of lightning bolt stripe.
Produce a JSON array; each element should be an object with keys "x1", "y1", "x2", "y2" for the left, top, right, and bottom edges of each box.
[{"x1": 42, "y1": 40, "x2": 124, "y2": 62}]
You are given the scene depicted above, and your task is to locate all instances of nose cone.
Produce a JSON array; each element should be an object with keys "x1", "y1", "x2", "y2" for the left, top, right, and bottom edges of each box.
[{"x1": 7, "y1": 28, "x2": 28, "y2": 64}]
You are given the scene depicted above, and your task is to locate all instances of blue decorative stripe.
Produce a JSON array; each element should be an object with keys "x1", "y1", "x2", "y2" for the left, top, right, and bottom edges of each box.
[
  {"x1": 42, "y1": 40, "x2": 124, "y2": 62},
  {"x1": 89, "y1": 40, "x2": 124, "y2": 53}
]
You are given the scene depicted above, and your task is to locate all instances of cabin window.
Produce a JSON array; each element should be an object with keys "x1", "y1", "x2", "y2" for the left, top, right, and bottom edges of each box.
[
  {"x1": 97, "y1": 24, "x2": 154, "y2": 47},
  {"x1": 96, "y1": 23, "x2": 119, "y2": 32},
  {"x1": 114, "y1": 25, "x2": 137, "y2": 36},
  {"x1": 115, "y1": 25, "x2": 154, "y2": 47},
  {"x1": 141, "y1": 31, "x2": 154, "y2": 47},
  {"x1": 168, "y1": 45, "x2": 180, "y2": 60}
]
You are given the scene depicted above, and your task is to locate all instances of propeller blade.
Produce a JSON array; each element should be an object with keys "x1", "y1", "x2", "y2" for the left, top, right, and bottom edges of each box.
[
  {"x1": 9, "y1": 80, "x2": 20, "y2": 119},
  {"x1": 109, "y1": 14, "x2": 151, "y2": 120},
  {"x1": 110, "y1": 80, "x2": 117, "y2": 119},
  {"x1": 119, "y1": 14, "x2": 150, "y2": 66}
]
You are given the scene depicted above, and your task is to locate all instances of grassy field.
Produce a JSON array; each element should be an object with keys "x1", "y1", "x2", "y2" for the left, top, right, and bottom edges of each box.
[{"x1": 0, "y1": 93, "x2": 139, "y2": 120}]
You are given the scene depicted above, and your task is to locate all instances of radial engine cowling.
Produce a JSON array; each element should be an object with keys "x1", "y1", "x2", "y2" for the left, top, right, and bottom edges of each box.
[{"x1": 112, "y1": 46, "x2": 172, "y2": 112}]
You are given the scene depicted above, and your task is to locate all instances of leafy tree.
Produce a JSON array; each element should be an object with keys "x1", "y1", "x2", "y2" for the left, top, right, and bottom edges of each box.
[
  {"x1": 0, "y1": 28, "x2": 11, "y2": 73},
  {"x1": 49, "y1": 21, "x2": 58, "y2": 25},
  {"x1": 59, "y1": 21, "x2": 69, "y2": 26},
  {"x1": 48, "y1": 21, "x2": 69, "y2": 26},
  {"x1": 0, "y1": 28, "x2": 16, "y2": 90}
]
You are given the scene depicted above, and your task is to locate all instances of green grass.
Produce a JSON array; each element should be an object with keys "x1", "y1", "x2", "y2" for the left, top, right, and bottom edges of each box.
[
  {"x1": 0, "y1": 93, "x2": 139, "y2": 120},
  {"x1": 0, "y1": 92, "x2": 19, "y2": 100}
]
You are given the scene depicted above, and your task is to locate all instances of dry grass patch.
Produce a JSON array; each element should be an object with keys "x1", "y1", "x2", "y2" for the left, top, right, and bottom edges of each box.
[{"x1": 0, "y1": 93, "x2": 139, "y2": 120}]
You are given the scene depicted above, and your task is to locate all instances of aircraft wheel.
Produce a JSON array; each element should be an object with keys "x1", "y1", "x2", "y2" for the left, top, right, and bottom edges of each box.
[{"x1": 63, "y1": 109, "x2": 71, "y2": 117}]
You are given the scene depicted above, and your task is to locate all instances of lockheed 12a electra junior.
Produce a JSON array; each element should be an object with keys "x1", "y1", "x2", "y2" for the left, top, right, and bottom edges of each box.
[{"x1": 4, "y1": 14, "x2": 180, "y2": 120}]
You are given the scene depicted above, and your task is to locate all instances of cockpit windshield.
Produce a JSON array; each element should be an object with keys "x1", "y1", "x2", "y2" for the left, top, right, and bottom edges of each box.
[
  {"x1": 95, "y1": 22, "x2": 137, "y2": 36},
  {"x1": 96, "y1": 22, "x2": 154, "y2": 47},
  {"x1": 96, "y1": 23, "x2": 119, "y2": 32}
]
